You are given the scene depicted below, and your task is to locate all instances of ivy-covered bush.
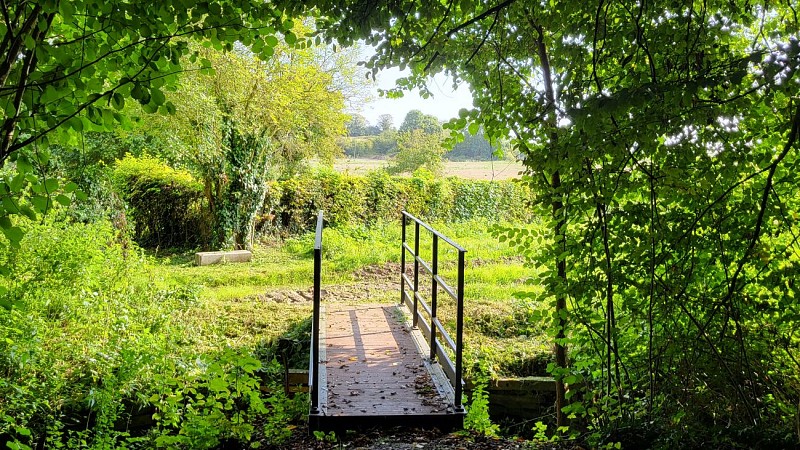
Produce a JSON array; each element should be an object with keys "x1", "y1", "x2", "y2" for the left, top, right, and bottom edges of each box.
[
  {"x1": 263, "y1": 168, "x2": 532, "y2": 234},
  {"x1": 113, "y1": 155, "x2": 205, "y2": 249}
]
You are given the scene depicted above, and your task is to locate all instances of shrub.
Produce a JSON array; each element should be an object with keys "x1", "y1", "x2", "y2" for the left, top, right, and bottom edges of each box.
[
  {"x1": 262, "y1": 169, "x2": 532, "y2": 235},
  {"x1": 112, "y1": 155, "x2": 205, "y2": 249},
  {"x1": 0, "y1": 219, "x2": 306, "y2": 448}
]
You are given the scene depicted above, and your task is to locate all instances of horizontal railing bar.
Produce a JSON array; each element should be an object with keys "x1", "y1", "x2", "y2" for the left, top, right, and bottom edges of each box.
[
  {"x1": 434, "y1": 275, "x2": 457, "y2": 301},
  {"x1": 417, "y1": 312, "x2": 432, "y2": 342},
  {"x1": 402, "y1": 273, "x2": 414, "y2": 291},
  {"x1": 417, "y1": 256, "x2": 433, "y2": 276},
  {"x1": 403, "y1": 292, "x2": 414, "y2": 312},
  {"x1": 402, "y1": 242, "x2": 415, "y2": 256},
  {"x1": 433, "y1": 318, "x2": 457, "y2": 353},
  {"x1": 402, "y1": 211, "x2": 466, "y2": 252},
  {"x1": 414, "y1": 291, "x2": 432, "y2": 317}
]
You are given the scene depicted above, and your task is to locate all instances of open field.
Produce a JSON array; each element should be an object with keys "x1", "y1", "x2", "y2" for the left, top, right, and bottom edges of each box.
[{"x1": 333, "y1": 158, "x2": 526, "y2": 180}]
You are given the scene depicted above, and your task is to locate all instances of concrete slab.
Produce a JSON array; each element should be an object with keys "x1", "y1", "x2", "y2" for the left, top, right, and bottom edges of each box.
[{"x1": 195, "y1": 250, "x2": 252, "y2": 266}]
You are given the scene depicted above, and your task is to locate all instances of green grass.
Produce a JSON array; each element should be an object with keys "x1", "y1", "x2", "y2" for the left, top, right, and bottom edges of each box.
[
  {"x1": 148, "y1": 218, "x2": 551, "y2": 378},
  {"x1": 0, "y1": 216, "x2": 550, "y2": 448}
]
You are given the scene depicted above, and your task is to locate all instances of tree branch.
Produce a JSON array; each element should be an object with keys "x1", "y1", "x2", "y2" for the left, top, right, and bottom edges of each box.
[{"x1": 446, "y1": 0, "x2": 517, "y2": 37}]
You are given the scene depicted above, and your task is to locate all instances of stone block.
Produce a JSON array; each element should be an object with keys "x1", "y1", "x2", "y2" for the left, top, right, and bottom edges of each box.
[{"x1": 195, "y1": 250, "x2": 252, "y2": 266}]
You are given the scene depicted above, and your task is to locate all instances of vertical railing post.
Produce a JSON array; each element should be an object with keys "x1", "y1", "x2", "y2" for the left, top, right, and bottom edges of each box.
[
  {"x1": 412, "y1": 222, "x2": 420, "y2": 328},
  {"x1": 310, "y1": 211, "x2": 323, "y2": 415},
  {"x1": 400, "y1": 213, "x2": 406, "y2": 306},
  {"x1": 430, "y1": 234, "x2": 438, "y2": 361},
  {"x1": 454, "y1": 249, "x2": 466, "y2": 412}
]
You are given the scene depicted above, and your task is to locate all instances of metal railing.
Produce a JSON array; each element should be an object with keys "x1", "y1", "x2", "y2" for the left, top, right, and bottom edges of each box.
[
  {"x1": 400, "y1": 211, "x2": 466, "y2": 413},
  {"x1": 309, "y1": 210, "x2": 323, "y2": 416}
]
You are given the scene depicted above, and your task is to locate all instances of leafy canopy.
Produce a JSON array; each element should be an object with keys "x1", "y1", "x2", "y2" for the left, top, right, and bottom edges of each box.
[
  {"x1": 292, "y1": 0, "x2": 800, "y2": 443},
  {"x1": 0, "y1": 0, "x2": 292, "y2": 246}
]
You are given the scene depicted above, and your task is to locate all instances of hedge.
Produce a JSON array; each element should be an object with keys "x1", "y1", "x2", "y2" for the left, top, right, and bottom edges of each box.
[
  {"x1": 262, "y1": 169, "x2": 531, "y2": 235},
  {"x1": 112, "y1": 155, "x2": 206, "y2": 249},
  {"x1": 112, "y1": 158, "x2": 532, "y2": 248}
]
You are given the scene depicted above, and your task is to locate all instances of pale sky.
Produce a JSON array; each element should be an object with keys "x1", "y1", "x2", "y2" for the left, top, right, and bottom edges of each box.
[{"x1": 358, "y1": 65, "x2": 474, "y2": 128}]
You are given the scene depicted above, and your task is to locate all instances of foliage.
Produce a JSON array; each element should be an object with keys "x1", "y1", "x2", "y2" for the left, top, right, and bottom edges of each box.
[
  {"x1": 377, "y1": 114, "x2": 395, "y2": 132},
  {"x1": 262, "y1": 169, "x2": 532, "y2": 235},
  {"x1": 464, "y1": 360, "x2": 500, "y2": 437},
  {"x1": 387, "y1": 129, "x2": 447, "y2": 175},
  {"x1": 0, "y1": 218, "x2": 310, "y2": 448},
  {"x1": 150, "y1": 352, "x2": 303, "y2": 448},
  {"x1": 141, "y1": 36, "x2": 348, "y2": 249},
  {"x1": 0, "y1": 0, "x2": 292, "y2": 243},
  {"x1": 291, "y1": 0, "x2": 800, "y2": 445},
  {"x1": 398, "y1": 109, "x2": 442, "y2": 135},
  {"x1": 113, "y1": 154, "x2": 204, "y2": 249},
  {"x1": 446, "y1": 127, "x2": 510, "y2": 162},
  {"x1": 346, "y1": 113, "x2": 378, "y2": 137},
  {"x1": 0, "y1": 147, "x2": 85, "y2": 249},
  {"x1": 338, "y1": 130, "x2": 399, "y2": 158}
]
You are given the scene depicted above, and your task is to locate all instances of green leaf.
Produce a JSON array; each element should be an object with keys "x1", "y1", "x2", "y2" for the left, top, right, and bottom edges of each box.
[
  {"x1": 31, "y1": 195, "x2": 49, "y2": 213},
  {"x1": 8, "y1": 175, "x2": 24, "y2": 193},
  {"x1": 63, "y1": 181, "x2": 79, "y2": 193},
  {"x1": 2, "y1": 226, "x2": 23, "y2": 244},
  {"x1": 3, "y1": 101, "x2": 16, "y2": 118},
  {"x1": 112, "y1": 92, "x2": 125, "y2": 110},
  {"x1": 19, "y1": 205, "x2": 36, "y2": 221},
  {"x1": 44, "y1": 178, "x2": 59, "y2": 192},
  {"x1": 16, "y1": 155, "x2": 32, "y2": 174},
  {"x1": 151, "y1": 88, "x2": 166, "y2": 106},
  {"x1": 55, "y1": 194, "x2": 71, "y2": 206}
]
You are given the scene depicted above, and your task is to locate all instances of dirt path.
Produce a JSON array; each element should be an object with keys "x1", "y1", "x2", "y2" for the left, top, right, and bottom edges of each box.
[
  {"x1": 252, "y1": 262, "x2": 404, "y2": 305},
  {"x1": 266, "y1": 426, "x2": 547, "y2": 449}
]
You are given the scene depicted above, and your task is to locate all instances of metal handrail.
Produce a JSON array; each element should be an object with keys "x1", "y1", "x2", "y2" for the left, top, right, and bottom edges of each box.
[
  {"x1": 400, "y1": 210, "x2": 466, "y2": 413},
  {"x1": 309, "y1": 210, "x2": 323, "y2": 416}
]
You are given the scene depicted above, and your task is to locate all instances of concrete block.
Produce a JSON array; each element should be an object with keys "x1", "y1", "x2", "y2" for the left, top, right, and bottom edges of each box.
[{"x1": 195, "y1": 250, "x2": 252, "y2": 266}]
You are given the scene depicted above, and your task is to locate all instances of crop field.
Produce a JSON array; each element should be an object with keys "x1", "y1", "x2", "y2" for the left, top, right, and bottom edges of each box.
[{"x1": 333, "y1": 157, "x2": 526, "y2": 180}]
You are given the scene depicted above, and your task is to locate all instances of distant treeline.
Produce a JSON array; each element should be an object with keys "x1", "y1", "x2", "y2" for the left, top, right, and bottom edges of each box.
[{"x1": 343, "y1": 111, "x2": 511, "y2": 161}]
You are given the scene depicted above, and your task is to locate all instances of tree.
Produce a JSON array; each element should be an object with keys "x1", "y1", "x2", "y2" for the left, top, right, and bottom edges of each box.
[
  {"x1": 346, "y1": 114, "x2": 370, "y2": 137},
  {"x1": 387, "y1": 129, "x2": 446, "y2": 175},
  {"x1": 446, "y1": 127, "x2": 505, "y2": 161},
  {"x1": 147, "y1": 39, "x2": 347, "y2": 249},
  {"x1": 292, "y1": 0, "x2": 800, "y2": 443},
  {"x1": 377, "y1": 114, "x2": 395, "y2": 132},
  {"x1": 0, "y1": 0, "x2": 288, "y2": 246},
  {"x1": 398, "y1": 109, "x2": 442, "y2": 134}
]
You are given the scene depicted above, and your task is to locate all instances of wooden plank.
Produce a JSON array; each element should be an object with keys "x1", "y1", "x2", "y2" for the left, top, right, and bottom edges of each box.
[{"x1": 314, "y1": 304, "x2": 460, "y2": 430}]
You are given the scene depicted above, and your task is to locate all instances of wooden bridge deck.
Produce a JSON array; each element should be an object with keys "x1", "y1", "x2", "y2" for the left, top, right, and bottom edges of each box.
[{"x1": 309, "y1": 304, "x2": 464, "y2": 431}]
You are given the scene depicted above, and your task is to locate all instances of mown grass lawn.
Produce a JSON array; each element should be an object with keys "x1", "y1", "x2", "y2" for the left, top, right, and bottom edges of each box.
[{"x1": 152, "y1": 219, "x2": 551, "y2": 378}]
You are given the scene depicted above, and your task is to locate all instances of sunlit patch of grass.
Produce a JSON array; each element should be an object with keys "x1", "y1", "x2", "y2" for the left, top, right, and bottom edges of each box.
[
  {"x1": 174, "y1": 296, "x2": 312, "y2": 354},
  {"x1": 145, "y1": 218, "x2": 553, "y2": 377}
]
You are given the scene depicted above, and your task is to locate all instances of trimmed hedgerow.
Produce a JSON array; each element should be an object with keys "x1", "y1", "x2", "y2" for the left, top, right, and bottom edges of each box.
[
  {"x1": 112, "y1": 155, "x2": 205, "y2": 249},
  {"x1": 263, "y1": 168, "x2": 531, "y2": 235}
]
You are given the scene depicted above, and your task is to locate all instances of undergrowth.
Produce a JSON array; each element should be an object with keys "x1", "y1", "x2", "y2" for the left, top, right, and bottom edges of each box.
[{"x1": 0, "y1": 215, "x2": 551, "y2": 448}]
